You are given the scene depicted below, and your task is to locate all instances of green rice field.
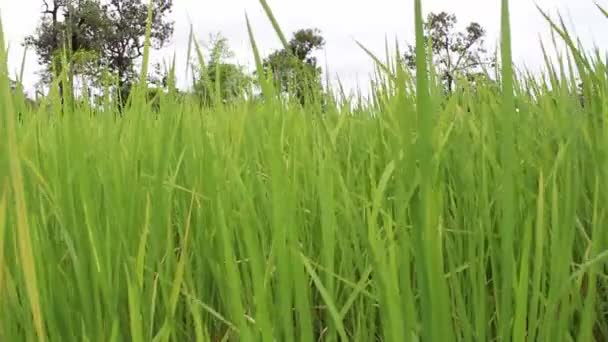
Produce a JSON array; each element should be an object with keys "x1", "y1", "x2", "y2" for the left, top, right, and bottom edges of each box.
[{"x1": 1, "y1": 0, "x2": 607, "y2": 341}]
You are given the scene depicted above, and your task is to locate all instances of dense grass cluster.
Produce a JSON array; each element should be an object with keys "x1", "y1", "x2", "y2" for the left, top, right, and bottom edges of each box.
[{"x1": 2, "y1": 0, "x2": 608, "y2": 341}]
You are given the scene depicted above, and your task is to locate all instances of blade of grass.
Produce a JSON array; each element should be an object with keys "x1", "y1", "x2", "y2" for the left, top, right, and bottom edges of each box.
[
  {"x1": 498, "y1": 0, "x2": 517, "y2": 339},
  {"x1": 0, "y1": 17, "x2": 46, "y2": 342},
  {"x1": 258, "y1": 0, "x2": 290, "y2": 50},
  {"x1": 300, "y1": 253, "x2": 348, "y2": 341}
]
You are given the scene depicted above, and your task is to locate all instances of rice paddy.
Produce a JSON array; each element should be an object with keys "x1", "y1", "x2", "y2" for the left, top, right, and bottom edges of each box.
[{"x1": 1, "y1": 0, "x2": 607, "y2": 341}]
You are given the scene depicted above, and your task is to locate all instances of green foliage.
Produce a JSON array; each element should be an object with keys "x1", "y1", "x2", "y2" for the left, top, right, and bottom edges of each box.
[
  {"x1": 1, "y1": 1, "x2": 608, "y2": 342},
  {"x1": 26, "y1": 0, "x2": 174, "y2": 90},
  {"x1": 404, "y1": 11, "x2": 495, "y2": 93},
  {"x1": 25, "y1": 0, "x2": 106, "y2": 84},
  {"x1": 102, "y1": 0, "x2": 173, "y2": 86},
  {"x1": 263, "y1": 28, "x2": 325, "y2": 105},
  {"x1": 192, "y1": 34, "x2": 253, "y2": 106}
]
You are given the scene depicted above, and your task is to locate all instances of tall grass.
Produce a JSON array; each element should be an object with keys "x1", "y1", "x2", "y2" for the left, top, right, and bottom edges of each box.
[{"x1": 1, "y1": 0, "x2": 608, "y2": 341}]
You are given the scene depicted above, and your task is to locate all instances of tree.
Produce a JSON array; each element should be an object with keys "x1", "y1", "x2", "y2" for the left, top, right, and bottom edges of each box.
[
  {"x1": 404, "y1": 12, "x2": 494, "y2": 93},
  {"x1": 100, "y1": 0, "x2": 174, "y2": 89},
  {"x1": 193, "y1": 34, "x2": 252, "y2": 105},
  {"x1": 26, "y1": 0, "x2": 107, "y2": 87},
  {"x1": 26, "y1": 0, "x2": 174, "y2": 96},
  {"x1": 263, "y1": 28, "x2": 325, "y2": 105}
]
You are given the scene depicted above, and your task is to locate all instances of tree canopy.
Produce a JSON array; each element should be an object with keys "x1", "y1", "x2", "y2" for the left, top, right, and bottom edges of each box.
[
  {"x1": 192, "y1": 34, "x2": 252, "y2": 106},
  {"x1": 24, "y1": 4, "x2": 497, "y2": 106},
  {"x1": 26, "y1": 0, "x2": 174, "y2": 91},
  {"x1": 404, "y1": 12, "x2": 495, "y2": 93},
  {"x1": 263, "y1": 28, "x2": 326, "y2": 105}
]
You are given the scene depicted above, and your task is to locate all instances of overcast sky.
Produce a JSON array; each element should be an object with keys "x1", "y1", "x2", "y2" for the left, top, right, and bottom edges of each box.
[{"x1": 1, "y1": 0, "x2": 607, "y2": 94}]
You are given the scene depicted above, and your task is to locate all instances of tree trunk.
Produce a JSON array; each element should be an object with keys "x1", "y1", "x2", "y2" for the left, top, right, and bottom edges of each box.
[{"x1": 446, "y1": 73, "x2": 454, "y2": 94}]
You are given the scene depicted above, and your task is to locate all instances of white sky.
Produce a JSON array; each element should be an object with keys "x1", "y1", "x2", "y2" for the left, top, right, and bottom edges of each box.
[{"x1": 1, "y1": 0, "x2": 607, "y2": 94}]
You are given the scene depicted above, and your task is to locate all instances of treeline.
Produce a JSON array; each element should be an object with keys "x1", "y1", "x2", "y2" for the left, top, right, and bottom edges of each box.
[{"x1": 21, "y1": 0, "x2": 495, "y2": 108}]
